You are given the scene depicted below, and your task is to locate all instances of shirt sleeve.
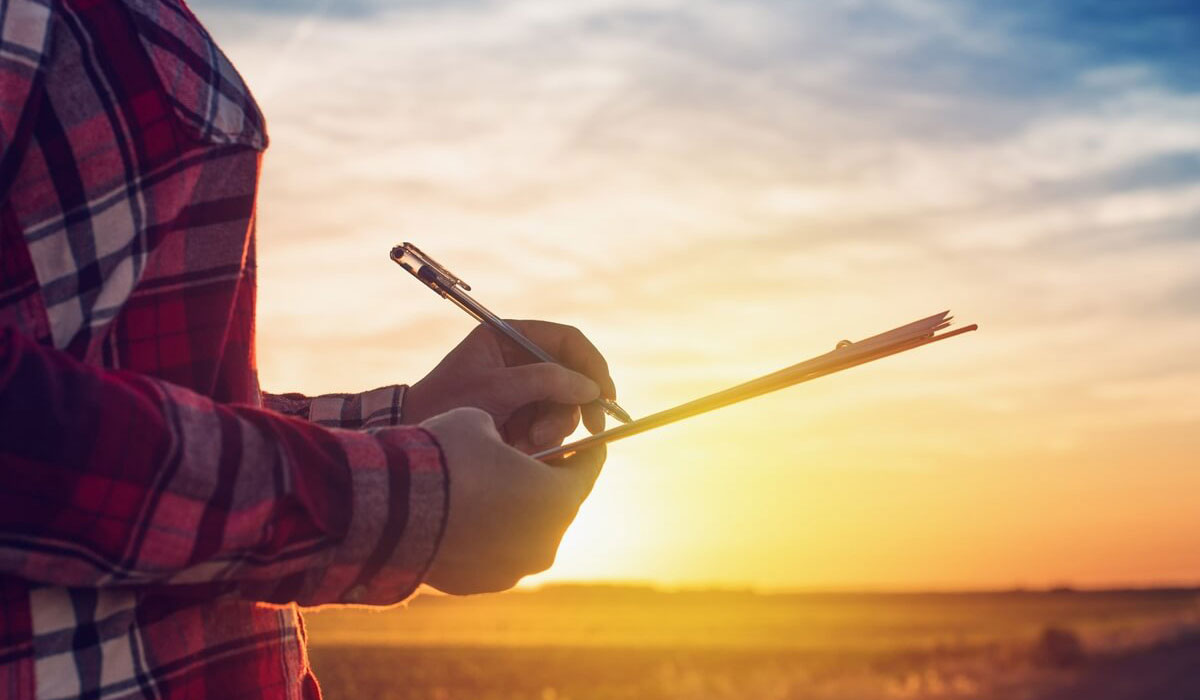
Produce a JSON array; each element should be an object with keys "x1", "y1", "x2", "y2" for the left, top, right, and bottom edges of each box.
[
  {"x1": 0, "y1": 326, "x2": 449, "y2": 607},
  {"x1": 262, "y1": 385, "x2": 408, "y2": 431},
  {"x1": 0, "y1": 0, "x2": 52, "y2": 194}
]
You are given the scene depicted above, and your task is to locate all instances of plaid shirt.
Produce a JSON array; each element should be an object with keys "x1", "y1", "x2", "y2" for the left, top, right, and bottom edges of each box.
[{"x1": 0, "y1": 0, "x2": 449, "y2": 697}]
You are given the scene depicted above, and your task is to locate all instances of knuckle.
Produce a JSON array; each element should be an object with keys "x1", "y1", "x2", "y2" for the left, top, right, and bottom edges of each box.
[
  {"x1": 494, "y1": 560, "x2": 527, "y2": 588},
  {"x1": 466, "y1": 323, "x2": 492, "y2": 343},
  {"x1": 532, "y1": 550, "x2": 557, "y2": 574},
  {"x1": 524, "y1": 544, "x2": 558, "y2": 575},
  {"x1": 476, "y1": 574, "x2": 520, "y2": 595}
]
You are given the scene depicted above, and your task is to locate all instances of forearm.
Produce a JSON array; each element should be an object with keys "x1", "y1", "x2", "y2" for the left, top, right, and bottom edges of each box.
[{"x1": 0, "y1": 327, "x2": 446, "y2": 606}]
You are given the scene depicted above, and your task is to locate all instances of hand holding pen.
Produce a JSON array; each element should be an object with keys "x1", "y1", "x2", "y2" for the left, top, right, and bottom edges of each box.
[{"x1": 393, "y1": 243, "x2": 631, "y2": 450}]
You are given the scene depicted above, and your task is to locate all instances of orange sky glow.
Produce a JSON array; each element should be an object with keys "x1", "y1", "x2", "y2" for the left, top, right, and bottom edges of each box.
[{"x1": 194, "y1": 1, "x2": 1200, "y2": 591}]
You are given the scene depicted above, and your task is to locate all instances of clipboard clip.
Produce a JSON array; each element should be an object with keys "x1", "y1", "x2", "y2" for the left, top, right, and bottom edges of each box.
[{"x1": 390, "y1": 242, "x2": 472, "y2": 296}]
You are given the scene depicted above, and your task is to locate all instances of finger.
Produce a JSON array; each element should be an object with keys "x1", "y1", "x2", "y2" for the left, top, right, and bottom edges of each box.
[
  {"x1": 502, "y1": 404, "x2": 537, "y2": 452},
  {"x1": 507, "y1": 321, "x2": 617, "y2": 400},
  {"x1": 530, "y1": 404, "x2": 581, "y2": 448},
  {"x1": 507, "y1": 403, "x2": 580, "y2": 452},
  {"x1": 581, "y1": 401, "x2": 604, "y2": 435},
  {"x1": 499, "y1": 362, "x2": 600, "y2": 409},
  {"x1": 554, "y1": 444, "x2": 606, "y2": 503}
]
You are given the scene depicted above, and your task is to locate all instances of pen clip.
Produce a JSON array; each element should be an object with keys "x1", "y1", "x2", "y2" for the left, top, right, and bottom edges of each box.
[{"x1": 390, "y1": 242, "x2": 472, "y2": 295}]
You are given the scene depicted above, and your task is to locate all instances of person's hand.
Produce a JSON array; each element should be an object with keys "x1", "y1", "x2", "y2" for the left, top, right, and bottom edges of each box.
[
  {"x1": 420, "y1": 407, "x2": 605, "y2": 594},
  {"x1": 404, "y1": 321, "x2": 618, "y2": 452}
]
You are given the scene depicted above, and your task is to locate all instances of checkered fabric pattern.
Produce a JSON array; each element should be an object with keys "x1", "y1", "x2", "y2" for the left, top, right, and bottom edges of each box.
[{"x1": 0, "y1": 0, "x2": 449, "y2": 698}]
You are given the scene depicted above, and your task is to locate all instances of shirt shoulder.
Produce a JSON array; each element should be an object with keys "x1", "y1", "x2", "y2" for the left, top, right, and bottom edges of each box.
[
  {"x1": 120, "y1": 0, "x2": 268, "y2": 150},
  {"x1": 0, "y1": 0, "x2": 54, "y2": 159}
]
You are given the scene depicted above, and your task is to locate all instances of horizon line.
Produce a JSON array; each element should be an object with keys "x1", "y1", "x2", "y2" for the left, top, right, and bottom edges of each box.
[{"x1": 498, "y1": 579, "x2": 1200, "y2": 597}]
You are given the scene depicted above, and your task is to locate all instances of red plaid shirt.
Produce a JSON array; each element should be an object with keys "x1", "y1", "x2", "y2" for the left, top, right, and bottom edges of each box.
[{"x1": 0, "y1": 0, "x2": 449, "y2": 697}]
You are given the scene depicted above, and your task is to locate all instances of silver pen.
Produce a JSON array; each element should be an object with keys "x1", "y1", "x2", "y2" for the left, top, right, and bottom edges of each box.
[{"x1": 390, "y1": 242, "x2": 632, "y2": 424}]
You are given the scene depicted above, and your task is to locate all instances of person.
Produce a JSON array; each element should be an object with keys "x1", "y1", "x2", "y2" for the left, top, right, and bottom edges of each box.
[{"x1": 0, "y1": 0, "x2": 613, "y2": 697}]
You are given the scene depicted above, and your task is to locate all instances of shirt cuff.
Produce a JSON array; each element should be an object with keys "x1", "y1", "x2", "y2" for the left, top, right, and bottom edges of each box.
[
  {"x1": 306, "y1": 425, "x2": 448, "y2": 606},
  {"x1": 270, "y1": 384, "x2": 408, "y2": 430}
]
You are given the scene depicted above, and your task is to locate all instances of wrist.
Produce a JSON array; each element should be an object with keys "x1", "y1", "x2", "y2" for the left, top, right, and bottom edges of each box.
[{"x1": 402, "y1": 377, "x2": 430, "y2": 424}]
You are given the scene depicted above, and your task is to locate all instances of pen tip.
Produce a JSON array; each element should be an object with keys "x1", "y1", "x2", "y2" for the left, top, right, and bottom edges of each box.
[{"x1": 604, "y1": 401, "x2": 633, "y2": 423}]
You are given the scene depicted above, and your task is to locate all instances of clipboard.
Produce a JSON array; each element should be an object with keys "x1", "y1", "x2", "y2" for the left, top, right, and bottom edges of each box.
[{"x1": 533, "y1": 310, "x2": 977, "y2": 461}]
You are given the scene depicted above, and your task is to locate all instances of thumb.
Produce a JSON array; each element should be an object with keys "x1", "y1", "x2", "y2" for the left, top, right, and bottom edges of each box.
[
  {"x1": 500, "y1": 363, "x2": 600, "y2": 408},
  {"x1": 424, "y1": 406, "x2": 503, "y2": 441},
  {"x1": 450, "y1": 405, "x2": 501, "y2": 434}
]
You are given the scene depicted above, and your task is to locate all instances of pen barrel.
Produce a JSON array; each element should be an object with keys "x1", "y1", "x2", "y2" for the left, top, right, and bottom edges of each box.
[
  {"x1": 445, "y1": 289, "x2": 553, "y2": 359},
  {"x1": 495, "y1": 320, "x2": 560, "y2": 365}
]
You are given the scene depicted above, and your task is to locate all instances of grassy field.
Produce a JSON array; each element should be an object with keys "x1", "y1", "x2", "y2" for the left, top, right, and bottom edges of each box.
[{"x1": 304, "y1": 586, "x2": 1200, "y2": 699}]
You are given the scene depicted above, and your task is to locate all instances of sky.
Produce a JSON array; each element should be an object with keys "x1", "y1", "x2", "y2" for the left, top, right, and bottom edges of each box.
[{"x1": 190, "y1": 0, "x2": 1200, "y2": 591}]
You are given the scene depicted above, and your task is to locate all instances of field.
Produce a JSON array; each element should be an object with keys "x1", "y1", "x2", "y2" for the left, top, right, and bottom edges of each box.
[{"x1": 303, "y1": 586, "x2": 1200, "y2": 699}]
